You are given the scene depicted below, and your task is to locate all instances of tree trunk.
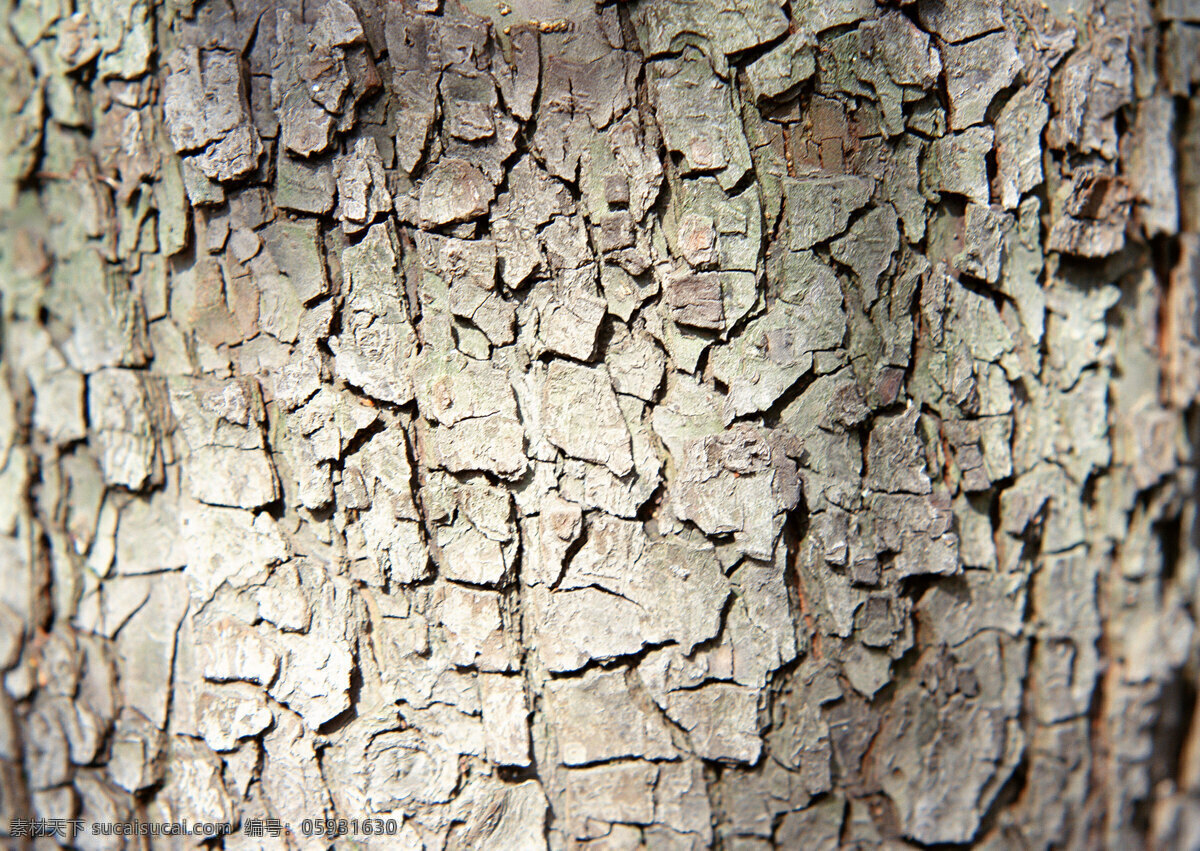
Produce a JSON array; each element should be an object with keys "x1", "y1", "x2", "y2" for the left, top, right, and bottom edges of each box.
[{"x1": 1, "y1": 0, "x2": 1198, "y2": 847}]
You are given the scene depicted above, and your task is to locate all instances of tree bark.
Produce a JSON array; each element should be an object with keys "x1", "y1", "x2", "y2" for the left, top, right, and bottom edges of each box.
[{"x1": 1, "y1": 0, "x2": 1199, "y2": 847}]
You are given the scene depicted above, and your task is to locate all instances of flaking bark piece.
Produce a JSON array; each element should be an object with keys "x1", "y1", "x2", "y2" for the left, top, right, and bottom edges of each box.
[
  {"x1": 450, "y1": 777, "x2": 548, "y2": 848},
  {"x1": 261, "y1": 218, "x2": 329, "y2": 304},
  {"x1": 255, "y1": 562, "x2": 313, "y2": 634},
  {"x1": 88, "y1": 369, "x2": 166, "y2": 490},
  {"x1": 663, "y1": 683, "x2": 763, "y2": 764},
  {"x1": 654, "y1": 760, "x2": 714, "y2": 841},
  {"x1": 111, "y1": 574, "x2": 188, "y2": 728},
  {"x1": 168, "y1": 376, "x2": 279, "y2": 510},
  {"x1": 527, "y1": 494, "x2": 582, "y2": 587},
  {"x1": 650, "y1": 50, "x2": 753, "y2": 191},
  {"x1": 784, "y1": 174, "x2": 873, "y2": 250},
  {"x1": 926, "y1": 128, "x2": 994, "y2": 206},
  {"x1": 816, "y1": 29, "x2": 874, "y2": 100},
  {"x1": 1164, "y1": 23, "x2": 1200, "y2": 96},
  {"x1": 196, "y1": 615, "x2": 281, "y2": 687},
  {"x1": 21, "y1": 331, "x2": 84, "y2": 441},
  {"x1": 699, "y1": 404, "x2": 788, "y2": 500},
  {"x1": 607, "y1": 323, "x2": 667, "y2": 402},
  {"x1": 1161, "y1": 0, "x2": 1200, "y2": 19},
  {"x1": 526, "y1": 270, "x2": 607, "y2": 361},
  {"x1": 265, "y1": 4, "x2": 372, "y2": 149},
  {"x1": 559, "y1": 762, "x2": 656, "y2": 839},
  {"x1": 114, "y1": 484, "x2": 187, "y2": 575},
  {"x1": 196, "y1": 684, "x2": 272, "y2": 752},
  {"x1": 334, "y1": 136, "x2": 393, "y2": 234},
  {"x1": 49, "y1": 251, "x2": 152, "y2": 373},
  {"x1": 1027, "y1": 546, "x2": 1100, "y2": 719},
  {"x1": 450, "y1": 285, "x2": 515, "y2": 349},
  {"x1": 557, "y1": 394, "x2": 663, "y2": 519},
  {"x1": 776, "y1": 788, "x2": 841, "y2": 846},
  {"x1": 418, "y1": 355, "x2": 515, "y2": 428},
  {"x1": 312, "y1": 0, "x2": 366, "y2": 48},
  {"x1": 942, "y1": 32, "x2": 1022, "y2": 131},
  {"x1": 442, "y1": 70, "x2": 498, "y2": 142},
  {"x1": 268, "y1": 564, "x2": 359, "y2": 728},
  {"x1": 652, "y1": 372, "x2": 727, "y2": 460},
  {"x1": 995, "y1": 85, "x2": 1049, "y2": 210},
  {"x1": 497, "y1": 26, "x2": 539, "y2": 123},
  {"x1": 279, "y1": 87, "x2": 336, "y2": 158},
  {"x1": 637, "y1": 549, "x2": 798, "y2": 697},
  {"x1": 1045, "y1": 26, "x2": 1132, "y2": 159},
  {"x1": 162, "y1": 47, "x2": 262, "y2": 182},
  {"x1": 792, "y1": 0, "x2": 876, "y2": 34},
  {"x1": 330, "y1": 223, "x2": 420, "y2": 405},
  {"x1": 916, "y1": 0, "x2": 1004, "y2": 43},
  {"x1": 350, "y1": 495, "x2": 430, "y2": 586},
  {"x1": 533, "y1": 32, "x2": 638, "y2": 183},
  {"x1": 666, "y1": 273, "x2": 724, "y2": 330},
  {"x1": 542, "y1": 361, "x2": 635, "y2": 477},
  {"x1": 674, "y1": 211, "x2": 716, "y2": 268},
  {"x1": 728, "y1": 549, "x2": 802, "y2": 687},
  {"x1": 534, "y1": 515, "x2": 731, "y2": 671},
  {"x1": 435, "y1": 515, "x2": 514, "y2": 587},
  {"x1": 713, "y1": 756, "x2": 815, "y2": 838},
  {"x1": 179, "y1": 157, "x2": 224, "y2": 207},
  {"x1": 1166, "y1": 236, "x2": 1200, "y2": 408},
  {"x1": 384, "y1": 3, "x2": 438, "y2": 173},
  {"x1": 1046, "y1": 169, "x2": 1131, "y2": 258},
  {"x1": 1125, "y1": 95, "x2": 1180, "y2": 238},
  {"x1": 918, "y1": 571, "x2": 1025, "y2": 647},
  {"x1": 0, "y1": 600, "x2": 22, "y2": 670},
  {"x1": 527, "y1": 583, "x2": 650, "y2": 672},
  {"x1": 673, "y1": 424, "x2": 801, "y2": 561},
  {"x1": 442, "y1": 111, "x2": 520, "y2": 191},
  {"x1": 710, "y1": 279, "x2": 845, "y2": 419},
  {"x1": 763, "y1": 672, "x2": 830, "y2": 787},
  {"x1": 858, "y1": 11, "x2": 942, "y2": 90},
  {"x1": 345, "y1": 429, "x2": 428, "y2": 584},
  {"x1": 422, "y1": 233, "x2": 514, "y2": 347},
  {"x1": 668, "y1": 177, "x2": 762, "y2": 287},
  {"x1": 545, "y1": 667, "x2": 678, "y2": 766},
  {"x1": 954, "y1": 204, "x2": 1013, "y2": 284},
  {"x1": 290, "y1": 387, "x2": 378, "y2": 463},
  {"x1": 181, "y1": 502, "x2": 287, "y2": 603},
  {"x1": 479, "y1": 674, "x2": 531, "y2": 767},
  {"x1": 276, "y1": 150, "x2": 336, "y2": 215},
  {"x1": 155, "y1": 738, "x2": 237, "y2": 831},
  {"x1": 942, "y1": 417, "x2": 1011, "y2": 491},
  {"x1": 0, "y1": 41, "x2": 42, "y2": 208},
  {"x1": 865, "y1": 406, "x2": 932, "y2": 495},
  {"x1": 491, "y1": 184, "x2": 557, "y2": 289},
  {"x1": 746, "y1": 32, "x2": 816, "y2": 103},
  {"x1": 437, "y1": 582, "x2": 516, "y2": 673},
  {"x1": 108, "y1": 709, "x2": 166, "y2": 793},
  {"x1": 419, "y1": 158, "x2": 495, "y2": 227},
  {"x1": 635, "y1": 0, "x2": 788, "y2": 57},
  {"x1": 415, "y1": 355, "x2": 527, "y2": 479},
  {"x1": 831, "y1": 205, "x2": 900, "y2": 304},
  {"x1": 261, "y1": 711, "x2": 334, "y2": 828},
  {"x1": 876, "y1": 636, "x2": 1024, "y2": 844},
  {"x1": 869, "y1": 491, "x2": 959, "y2": 579}
]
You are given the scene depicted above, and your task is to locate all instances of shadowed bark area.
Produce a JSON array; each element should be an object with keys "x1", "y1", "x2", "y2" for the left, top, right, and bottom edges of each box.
[{"x1": 1, "y1": 0, "x2": 1199, "y2": 847}]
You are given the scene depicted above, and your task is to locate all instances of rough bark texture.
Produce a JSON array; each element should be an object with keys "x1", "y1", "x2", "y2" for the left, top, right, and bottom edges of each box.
[{"x1": 1, "y1": 0, "x2": 1199, "y2": 847}]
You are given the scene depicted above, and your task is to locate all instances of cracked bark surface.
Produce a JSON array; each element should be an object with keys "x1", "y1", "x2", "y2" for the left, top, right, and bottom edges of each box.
[{"x1": 0, "y1": 0, "x2": 1199, "y2": 847}]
